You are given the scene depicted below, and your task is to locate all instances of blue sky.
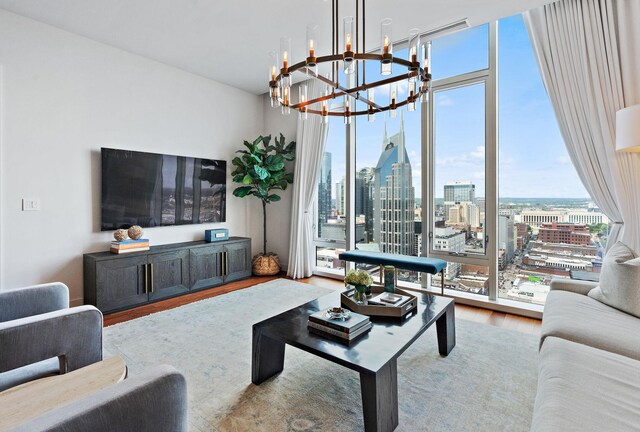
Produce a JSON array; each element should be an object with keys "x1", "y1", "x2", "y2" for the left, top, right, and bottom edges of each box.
[{"x1": 323, "y1": 14, "x2": 589, "y2": 199}]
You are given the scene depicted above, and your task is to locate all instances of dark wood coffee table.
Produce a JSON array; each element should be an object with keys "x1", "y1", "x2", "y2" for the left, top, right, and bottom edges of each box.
[{"x1": 252, "y1": 289, "x2": 455, "y2": 432}]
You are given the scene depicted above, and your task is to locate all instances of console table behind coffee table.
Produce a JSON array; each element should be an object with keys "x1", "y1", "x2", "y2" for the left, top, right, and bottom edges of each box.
[{"x1": 252, "y1": 290, "x2": 455, "y2": 432}]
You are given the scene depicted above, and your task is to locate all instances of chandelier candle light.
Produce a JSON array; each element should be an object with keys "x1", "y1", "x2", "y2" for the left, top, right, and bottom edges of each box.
[{"x1": 268, "y1": 0, "x2": 432, "y2": 123}]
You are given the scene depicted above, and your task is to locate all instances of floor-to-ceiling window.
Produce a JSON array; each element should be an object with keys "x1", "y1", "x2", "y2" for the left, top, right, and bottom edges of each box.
[
  {"x1": 427, "y1": 23, "x2": 495, "y2": 298},
  {"x1": 314, "y1": 116, "x2": 347, "y2": 274},
  {"x1": 496, "y1": 15, "x2": 598, "y2": 306}
]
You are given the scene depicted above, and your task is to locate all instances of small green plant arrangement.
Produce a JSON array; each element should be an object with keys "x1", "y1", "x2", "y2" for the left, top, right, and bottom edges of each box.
[
  {"x1": 344, "y1": 269, "x2": 373, "y2": 287},
  {"x1": 344, "y1": 269, "x2": 373, "y2": 303},
  {"x1": 231, "y1": 134, "x2": 295, "y2": 274}
]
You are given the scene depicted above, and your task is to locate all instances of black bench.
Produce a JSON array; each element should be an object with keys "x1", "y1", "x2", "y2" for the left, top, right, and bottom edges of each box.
[{"x1": 338, "y1": 250, "x2": 448, "y2": 295}]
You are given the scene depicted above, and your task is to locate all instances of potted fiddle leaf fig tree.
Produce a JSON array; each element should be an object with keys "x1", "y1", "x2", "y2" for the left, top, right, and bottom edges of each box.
[{"x1": 231, "y1": 134, "x2": 296, "y2": 275}]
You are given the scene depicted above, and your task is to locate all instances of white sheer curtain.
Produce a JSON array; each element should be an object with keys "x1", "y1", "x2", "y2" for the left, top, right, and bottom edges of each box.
[
  {"x1": 287, "y1": 79, "x2": 330, "y2": 278},
  {"x1": 524, "y1": 0, "x2": 640, "y2": 252}
]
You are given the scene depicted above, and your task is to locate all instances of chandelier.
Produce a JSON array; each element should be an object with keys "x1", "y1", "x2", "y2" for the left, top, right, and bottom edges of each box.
[{"x1": 268, "y1": 0, "x2": 432, "y2": 124}]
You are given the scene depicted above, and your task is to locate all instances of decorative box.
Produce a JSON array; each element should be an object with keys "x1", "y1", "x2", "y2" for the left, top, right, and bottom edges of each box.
[{"x1": 205, "y1": 228, "x2": 229, "y2": 242}]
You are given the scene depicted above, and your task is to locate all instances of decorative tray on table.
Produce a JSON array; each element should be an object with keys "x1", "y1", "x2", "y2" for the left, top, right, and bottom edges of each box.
[{"x1": 341, "y1": 285, "x2": 418, "y2": 319}]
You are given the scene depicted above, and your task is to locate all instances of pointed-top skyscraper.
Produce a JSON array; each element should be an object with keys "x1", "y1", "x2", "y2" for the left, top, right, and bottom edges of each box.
[{"x1": 372, "y1": 113, "x2": 415, "y2": 255}]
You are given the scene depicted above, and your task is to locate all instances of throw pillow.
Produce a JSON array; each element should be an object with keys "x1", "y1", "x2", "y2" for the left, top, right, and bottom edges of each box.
[{"x1": 588, "y1": 241, "x2": 640, "y2": 318}]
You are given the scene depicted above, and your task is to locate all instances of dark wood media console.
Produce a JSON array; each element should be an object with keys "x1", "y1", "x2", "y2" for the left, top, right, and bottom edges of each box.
[{"x1": 83, "y1": 237, "x2": 251, "y2": 313}]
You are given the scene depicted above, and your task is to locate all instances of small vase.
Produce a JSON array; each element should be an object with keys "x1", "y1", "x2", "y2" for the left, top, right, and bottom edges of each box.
[{"x1": 354, "y1": 285, "x2": 368, "y2": 305}]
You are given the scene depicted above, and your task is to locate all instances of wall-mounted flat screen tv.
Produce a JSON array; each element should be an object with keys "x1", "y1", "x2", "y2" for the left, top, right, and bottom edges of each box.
[{"x1": 101, "y1": 148, "x2": 226, "y2": 230}]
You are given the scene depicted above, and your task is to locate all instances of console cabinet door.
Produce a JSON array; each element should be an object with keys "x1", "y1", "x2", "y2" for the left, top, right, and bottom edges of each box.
[
  {"x1": 147, "y1": 250, "x2": 190, "y2": 301},
  {"x1": 189, "y1": 244, "x2": 224, "y2": 290},
  {"x1": 224, "y1": 240, "x2": 252, "y2": 282},
  {"x1": 95, "y1": 256, "x2": 148, "y2": 312}
]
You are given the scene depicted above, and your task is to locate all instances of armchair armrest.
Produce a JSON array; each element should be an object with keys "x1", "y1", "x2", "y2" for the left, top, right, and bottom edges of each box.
[
  {"x1": 549, "y1": 278, "x2": 599, "y2": 296},
  {"x1": 0, "y1": 305, "x2": 103, "y2": 373},
  {"x1": 0, "y1": 282, "x2": 69, "y2": 322},
  {"x1": 13, "y1": 365, "x2": 188, "y2": 432}
]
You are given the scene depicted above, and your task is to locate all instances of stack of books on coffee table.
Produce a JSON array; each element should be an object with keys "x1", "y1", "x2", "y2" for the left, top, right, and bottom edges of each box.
[{"x1": 307, "y1": 309, "x2": 372, "y2": 342}]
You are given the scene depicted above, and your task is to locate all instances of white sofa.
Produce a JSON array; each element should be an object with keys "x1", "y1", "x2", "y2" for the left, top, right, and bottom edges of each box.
[{"x1": 532, "y1": 278, "x2": 640, "y2": 431}]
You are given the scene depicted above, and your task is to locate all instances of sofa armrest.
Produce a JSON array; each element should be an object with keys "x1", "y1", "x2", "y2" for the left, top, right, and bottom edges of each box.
[
  {"x1": 13, "y1": 365, "x2": 188, "y2": 432},
  {"x1": 0, "y1": 305, "x2": 102, "y2": 373},
  {"x1": 549, "y1": 278, "x2": 599, "y2": 296},
  {"x1": 0, "y1": 283, "x2": 69, "y2": 322}
]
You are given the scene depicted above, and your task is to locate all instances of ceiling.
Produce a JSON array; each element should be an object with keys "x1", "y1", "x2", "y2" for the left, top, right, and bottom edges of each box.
[{"x1": 0, "y1": 0, "x2": 555, "y2": 95}]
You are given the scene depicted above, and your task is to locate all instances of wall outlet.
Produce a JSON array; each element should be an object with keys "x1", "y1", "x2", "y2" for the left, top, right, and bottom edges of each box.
[{"x1": 22, "y1": 198, "x2": 41, "y2": 211}]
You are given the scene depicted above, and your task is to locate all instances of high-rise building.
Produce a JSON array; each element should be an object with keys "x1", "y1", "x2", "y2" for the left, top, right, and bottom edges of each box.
[
  {"x1": 444, "y1": 181, "x2": 475, "y2": 217},
  {"x1": 433, "y1": 226, "x2": 465, "y2": 279},
  {"x1": 356, "y1": 167, "x2": 375, "y2": 242},
  {"x1": 373, "y1": 113, "x2": 415, "y2": 255},
  {"x1": 498, "y1": 215, "x2": 515, "y2": 262},
  {"x1": 335, "y1": 176, "x2": 345, "y2": 216},
  {"x1": 447, "y1": 202, "x2": 481, "y2": 228},
  {"x1": 317, "y1": 152, "x2": 332, "y2": 236}
]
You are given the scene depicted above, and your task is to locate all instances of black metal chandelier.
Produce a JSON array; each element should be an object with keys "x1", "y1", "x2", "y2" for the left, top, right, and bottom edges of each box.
[{"x1": 268, "y1": 0, "x2": 432, "y2": 123}]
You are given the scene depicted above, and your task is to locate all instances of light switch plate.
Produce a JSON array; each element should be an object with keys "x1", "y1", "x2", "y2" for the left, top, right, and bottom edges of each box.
[{"x1": 22, "y1": 198, "x2": 41, "y2": 211}]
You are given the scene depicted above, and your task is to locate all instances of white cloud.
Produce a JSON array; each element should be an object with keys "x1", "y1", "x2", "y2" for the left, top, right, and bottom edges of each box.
[
  {"x1": 438, "y1": 94, "x2": 455, "y2": 107},
  {"x1": 555, "y1": 155, "x2": 572, "y2": 165},
  {"x1": 436, "y1": 146, "x2": 485, "y2": 166}
]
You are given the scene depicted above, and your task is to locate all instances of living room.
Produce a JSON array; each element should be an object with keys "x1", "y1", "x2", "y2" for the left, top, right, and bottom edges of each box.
[{"x1": 0, "y1": 0, "x2": 639, "y2": 431}]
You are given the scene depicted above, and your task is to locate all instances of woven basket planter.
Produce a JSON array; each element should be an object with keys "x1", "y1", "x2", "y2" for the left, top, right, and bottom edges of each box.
[{"x1": 252, "y1": 253, "x2": 281, "y2": 276}]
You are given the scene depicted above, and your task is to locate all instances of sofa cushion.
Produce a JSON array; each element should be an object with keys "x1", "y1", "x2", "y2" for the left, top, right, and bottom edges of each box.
[
  {"x1": 532, "y1": 336, "x2": 640, "y2": 432},
  {"x1": 588, "y1": 241, "x2": 640, "y2": 318},
  {"x1": 541, "y1": 289, "x2": 640, "y2": 361}
]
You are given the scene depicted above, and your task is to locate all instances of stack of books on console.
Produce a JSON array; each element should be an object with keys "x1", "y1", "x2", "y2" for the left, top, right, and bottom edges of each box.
[
  {"x1": 110, "y1": 239, "x2": 150, "y2": 254},
  {"x1": 307, "y1": 308, "x2": 372, "y2": 342}
]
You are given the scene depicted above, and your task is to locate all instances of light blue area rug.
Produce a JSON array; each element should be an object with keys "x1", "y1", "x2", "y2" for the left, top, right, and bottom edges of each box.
[{"x1": 103, "y1": 279, "x2": 538, "y2": 431}]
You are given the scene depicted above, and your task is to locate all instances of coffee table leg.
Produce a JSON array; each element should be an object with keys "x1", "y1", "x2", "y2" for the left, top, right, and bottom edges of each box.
[
  {"x1": 360, "y1": 359, "x2": 398, "y2": 432},
  {"x1": 251, "y1": 326, "x2": 285, "y2": 385},
  {"x1": 436, "y1": 302, "x2": 456, "y2": 356}
]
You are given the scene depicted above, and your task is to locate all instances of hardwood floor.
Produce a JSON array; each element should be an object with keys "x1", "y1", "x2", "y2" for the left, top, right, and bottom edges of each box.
[{"x1": 104, "y1": 274, "x2": 541, "y2": 336}]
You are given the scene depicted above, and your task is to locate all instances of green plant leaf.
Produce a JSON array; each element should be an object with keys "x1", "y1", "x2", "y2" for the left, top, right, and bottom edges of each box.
[
  {"x1": 262, "y1": 135, "x2": 272, "y2": 148},
  {"x1": 268, "y1": 194, "x2": 281, "y2": 202},
  {"x1": 243, "y1": 140, "x2": 255, "y2": 152},
  {"x1": 233, "y1": 186, "x2": 253, "y2": 198},
  {"x1": 268, "y1": 162, "x2": 285, "y2": 172},
  {"x1": 285, "y1": 141, "x2": 296, "y2": 153},
  {"x1": 242, "y1": 174, "x2": 253, "y2": 185},
  {"x1": 285, "y1": 172, "x2": 294, "y2": 183},
  {"x1": 254, "y1": 165, "x2": 269, "y2": 180}
]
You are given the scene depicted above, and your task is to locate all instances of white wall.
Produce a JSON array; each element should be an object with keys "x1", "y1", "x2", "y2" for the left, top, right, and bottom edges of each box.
[
  {"x1": 0, "y1": 10, "x2": 264, "y2": 304},
  {"x1": 245, "y1": 95, "x2": 297, "y2": 269}
]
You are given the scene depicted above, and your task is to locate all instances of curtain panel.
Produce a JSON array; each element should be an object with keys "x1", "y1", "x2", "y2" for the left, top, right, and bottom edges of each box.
[
  {"x1": 287, "y1": 80, "x2": 330, "y2": 278},
  {"x1": 524, "y1": 0, "x2": 640, "y2": 252}
]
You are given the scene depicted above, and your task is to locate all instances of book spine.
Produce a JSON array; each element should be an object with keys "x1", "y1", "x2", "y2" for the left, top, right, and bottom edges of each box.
[
  {"x1": 112, "y1": 239, "x2": 149, "y2": 244},
  {"x1": 111, "y1": 242, "x2": 150, "y2": 250},
  {"x1": 110, "y1": 247, "x2": 150, "y2": 254},
  {"x1": 308, "y1": 316, "x2": 369, "y2": 334},
  {"x1": 307, "y1": 320, "x2": 350, "y2": 339}
]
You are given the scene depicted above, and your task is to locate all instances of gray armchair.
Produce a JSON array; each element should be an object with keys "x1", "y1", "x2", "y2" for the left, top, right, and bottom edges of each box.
[
  {"x1": 10, "y1": 365, "x2": 189, "y2": 432},
  {"x1": 0, "y1": 282, "x2": 103, "y2": 391}
]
